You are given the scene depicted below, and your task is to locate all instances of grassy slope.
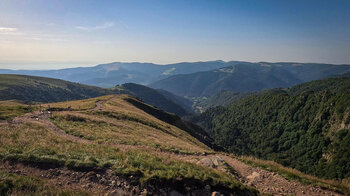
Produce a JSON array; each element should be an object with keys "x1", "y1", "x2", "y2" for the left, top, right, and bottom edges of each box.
[
  {"x1": 0, "y1": 171, "x2": 89, "y2": 196},
  {"x1": 0, "y1": 100, "x2": 34, "y2": 120},
  {"x1": 123, "y1": 96, "x2": 217, "y2": 150},
  {"x1": 0, "y1": 74, "x2": 190, "y2": 117},
  {"x1": 49, "y1": 95, "x2": 209, "y2": 154},
  {"x1": 0, "y1": 74, "x2": 111, "y2": 103},
  {"x1": 0, "y1": 95, "x2": 253, "y2": 195}
]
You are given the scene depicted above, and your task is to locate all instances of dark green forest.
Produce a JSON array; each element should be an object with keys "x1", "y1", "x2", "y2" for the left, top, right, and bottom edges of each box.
[
  {"x1": 193, "y1": 77, "x2": 350, "y2": 179},
  {"x1": 192, "y1": 91, "x2": 251, "y2": 112}
]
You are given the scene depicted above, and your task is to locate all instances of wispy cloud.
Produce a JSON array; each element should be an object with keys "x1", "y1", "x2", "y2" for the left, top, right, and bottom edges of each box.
[
  {"x1": 0, "y1": 26, "x2": 69, "y2": 42},
  {"x1": 0, "y1": 27, "x2": 22, "y2": 35},
  {"x1": 0, "y1": 27, "x2": 17, "y2": 32},
  {"x1": 75, "y1": 22, "x2": 115, "y2": 31}
]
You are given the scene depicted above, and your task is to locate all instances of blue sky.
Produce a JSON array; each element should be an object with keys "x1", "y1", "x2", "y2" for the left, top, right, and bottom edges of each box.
[{"x1": 0, "y1": 0, "x2": 349, "y2": 69}]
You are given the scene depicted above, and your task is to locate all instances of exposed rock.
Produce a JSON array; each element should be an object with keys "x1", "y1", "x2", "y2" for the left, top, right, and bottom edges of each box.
[
  {"x1": 212, "y1": 156, "x2": 224, "y2": 166},
  {"x1": 198, "y1": 157, "x2": 215, "y2": 168},
  {"x1": 100, "y1": 177, "x2": 107, "y2": 185},
  {"x1": 247, "y1": 171, "x2": 260, "y2": 181},
  {"x1": 140, "y1": 189, "x2": 148, "y2": 196},
  {"x1": 110, "y1": 180, "x2": 116, "y2": 187},
  {"x1": 86, "y1": 171, "x2": 96, "y2": 177},
  {"x1": 109, "y1": 190, "x2": 117, "y2": 196},
  {"x1": 124, "y1": 184, "x2": 130, "y2": 190},
  {"x1": 211, "y1": 191, "x2": 220, "y2": 196}
]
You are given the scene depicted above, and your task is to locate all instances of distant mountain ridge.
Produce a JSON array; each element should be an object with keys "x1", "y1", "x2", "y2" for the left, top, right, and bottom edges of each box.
[
  {"x1": 3, "y1": 61, "x2": 349, "y2": 97},
  {"x1": 0, "y1": 61, "x2": 242, "y2": 87},
  {"x1": 150, "y1": 62, "x2": 350, "y2": 97}
]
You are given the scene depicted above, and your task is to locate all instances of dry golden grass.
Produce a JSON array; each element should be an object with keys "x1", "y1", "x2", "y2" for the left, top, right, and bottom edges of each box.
[
  {"x1": 0, "y1": 121, "x2": 248, "y2": 194},
  {"x1": 0, "y1": 101, "x2": 37, "y2": 120},
  {"x1": 0, "y1": 170, "x2": 90, "y2": 196},
  {"x1": 0, "y1": 100, "x2": 27, "y2": 106},
  {"x1": 42, "y1": 95, "x2": 115, "y2": 110},
  {"x1": 0, "y1": 122, "x2": 121, "y2": 165},
  {"x1": 49, "y1": 95, "x2": 210, "y2": 154},
  {"x1": 0, "y1": 94, "x2": 252, "y2": 194}
]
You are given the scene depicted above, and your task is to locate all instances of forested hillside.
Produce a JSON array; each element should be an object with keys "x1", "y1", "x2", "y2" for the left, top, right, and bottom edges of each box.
[
  {"x1": 192, "y1": 91, "x2": 250, "y2": 113},
  {"x1": 193, "y1": 76, "x2": 350, "y2": 179}
]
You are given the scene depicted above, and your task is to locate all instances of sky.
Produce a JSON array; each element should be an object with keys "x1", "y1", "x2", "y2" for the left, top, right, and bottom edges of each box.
[{"x1": 0, "y1": 0, "x2": 350, "y2": 69}]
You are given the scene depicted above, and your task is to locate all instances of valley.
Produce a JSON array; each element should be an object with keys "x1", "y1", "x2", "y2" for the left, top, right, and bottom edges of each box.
[
  {"x1": 0, "y1": 66, "x2": 349, "y2": 195},
  {"x1": 2, "y1": 1, "x2": 350, "y2": 195},
  {"x1": 0, "y1": 61, "x2": 349, "y2": 196},
  {"x1": 0, "y1": 94, "x2": 346, "y2": 195}
]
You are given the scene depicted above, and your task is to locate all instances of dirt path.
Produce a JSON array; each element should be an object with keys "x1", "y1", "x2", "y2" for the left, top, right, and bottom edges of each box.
[
  {"x1": 175, "y1": 154, "x2": 343, "y2": 195},
  {"x1": 93, "y1": 95, "x2": 117, "y2": 111},
  {"x1": 10, "y1": 110, "x2": 93, "y2": 144},
  {"x1": 93, "y1": 100, "x2": 104, "y2": 111},
  {"x1": 220, "y1": 155, "x2": 342, "y2": 196}
]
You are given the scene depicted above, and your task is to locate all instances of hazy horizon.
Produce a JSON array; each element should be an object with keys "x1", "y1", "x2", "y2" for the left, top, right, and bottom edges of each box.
[
  {"x1": 1, "y1": 0, "x2": 350, "y2": 69},
  {"x1": 2, "y1": 59, "x2": 350, "y2": 71}
]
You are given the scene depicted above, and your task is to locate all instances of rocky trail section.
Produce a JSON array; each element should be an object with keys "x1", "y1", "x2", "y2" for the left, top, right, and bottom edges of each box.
[
  {"x1": 1, "y1": 154, "x2": 343, "y2": 196},
  {"x1": 219, "y1": 156, "x2": 342, "y2": 196},
  {"x1": 1, "y1": 160, "x2": 253, "y2": 196},
  {"x1": 183, "y1": 155, "x2": 343, "y2": 196},
  {"x1": 1, "y1": 161, "x2": 150, "y2": 196}
]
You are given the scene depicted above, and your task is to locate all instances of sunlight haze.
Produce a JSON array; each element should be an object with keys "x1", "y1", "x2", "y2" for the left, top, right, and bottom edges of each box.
[{"x1": 1, "y1": 0, "x2": 350, "y2": 69}]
